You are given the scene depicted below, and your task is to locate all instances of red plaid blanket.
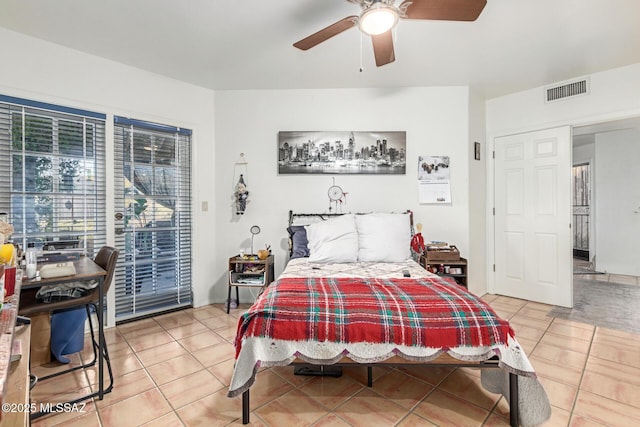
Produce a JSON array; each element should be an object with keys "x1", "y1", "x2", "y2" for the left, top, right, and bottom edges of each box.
[{"x1": 234, "y1": 276, "x2": 514, "y2": 358}]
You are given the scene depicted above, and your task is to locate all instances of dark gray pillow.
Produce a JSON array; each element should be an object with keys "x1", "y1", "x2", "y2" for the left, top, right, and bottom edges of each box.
[{"x1": 287, "y1": 226, "x2": 310, "y2": 259}]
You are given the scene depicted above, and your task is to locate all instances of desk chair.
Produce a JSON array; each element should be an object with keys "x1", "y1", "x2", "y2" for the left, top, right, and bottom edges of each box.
[{"x1": 18, "y1": 246, "x2": 119, "y2": 411}]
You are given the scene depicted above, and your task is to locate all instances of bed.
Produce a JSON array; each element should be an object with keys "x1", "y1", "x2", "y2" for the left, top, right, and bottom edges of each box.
[{"x1": 228, "y1": 212, "x2": 550, "y2": 426}]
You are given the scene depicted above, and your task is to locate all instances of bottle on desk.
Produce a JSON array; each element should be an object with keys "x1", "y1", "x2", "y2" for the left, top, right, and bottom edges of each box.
[{"x1": 25, "y1": 243, "x2": 37, "y2": 279}]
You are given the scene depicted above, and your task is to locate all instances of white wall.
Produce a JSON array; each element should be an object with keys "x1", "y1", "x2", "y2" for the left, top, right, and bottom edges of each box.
[
  {"x1": 0, "y1": 27, "x2": 217, "y2": 314},
  {"x1": 213, "y1": 87, "x2": 475, "y2": 302},
  {"x1": 573, "y1": 140, "x2": 595, "y2": 165},
  {"x1": 487, "y1": 63, "x2": 640, "y2": 135},
  {"x1": 468, "y1": 89, "x2": 487, "y2": 295},
  {"x1": 594, "y1": 129, "x2": 640, "y2": 276}
]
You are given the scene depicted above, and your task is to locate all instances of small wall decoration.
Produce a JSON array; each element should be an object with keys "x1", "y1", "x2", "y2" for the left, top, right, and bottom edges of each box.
[
  {"x1": 233, "y1": 153, "x2": 249, "y2": 215},
  {"x1": 417, "y1": 155, "x2": 451, "y2": 204},
  {"x1": 278, "y1": 131, "x2": 406, "y2": 175},
  {"x1": 327, "y1": 177, "x2": 348, "y2": 212},
  {"x1": 234, "y1": 175, "x2": 249, "y2": 215}
]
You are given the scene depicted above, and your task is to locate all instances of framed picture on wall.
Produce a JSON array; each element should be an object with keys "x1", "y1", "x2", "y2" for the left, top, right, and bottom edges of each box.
[{"x1": 278, "y1": 131, "x2": 406, "y2": 175}]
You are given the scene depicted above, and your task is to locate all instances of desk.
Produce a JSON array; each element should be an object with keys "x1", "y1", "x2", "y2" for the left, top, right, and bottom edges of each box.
[
  {"x1": 0, "y1": 283, "x2": 29, "y2": 427},
  {"x1": 20, "y1": 257, "x2": 108, "y2": 404}
]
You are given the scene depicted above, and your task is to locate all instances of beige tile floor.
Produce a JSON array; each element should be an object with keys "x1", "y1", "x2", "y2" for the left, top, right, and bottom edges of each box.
[{"x1": 29, "y1": 294, "x2": 640, "y2": 427}]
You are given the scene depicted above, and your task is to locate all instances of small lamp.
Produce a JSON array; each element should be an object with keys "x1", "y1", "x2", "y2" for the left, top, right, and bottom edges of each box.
[{"x1": 250, "y1": 225, "x2": 261, "y2": 255}]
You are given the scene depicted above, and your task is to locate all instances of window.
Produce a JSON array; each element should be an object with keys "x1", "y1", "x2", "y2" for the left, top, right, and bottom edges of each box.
[
  {"x1": 114, "y1": 117, "x2": 192, "y2": 320},
  {"x1": 0, "y1": 95, "x2": 106, "y2": 254}
]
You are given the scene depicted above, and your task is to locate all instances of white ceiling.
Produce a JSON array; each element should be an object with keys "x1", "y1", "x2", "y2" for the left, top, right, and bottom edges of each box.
[{"x1": 0, "y1": 0, "x2": 639, "y2": 99}]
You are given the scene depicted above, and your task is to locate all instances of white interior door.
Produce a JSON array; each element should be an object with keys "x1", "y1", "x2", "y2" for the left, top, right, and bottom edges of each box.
[{"x1": 494, "y1": 127, "x2": 572, "y2": 307}]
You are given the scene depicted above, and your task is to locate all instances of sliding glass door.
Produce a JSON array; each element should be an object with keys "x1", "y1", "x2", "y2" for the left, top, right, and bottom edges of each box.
[{"x1": 113, "y1": 118, "x2": 192, "y2": 321}]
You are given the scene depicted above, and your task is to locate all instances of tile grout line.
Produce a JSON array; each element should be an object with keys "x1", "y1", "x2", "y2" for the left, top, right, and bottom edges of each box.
[
  {"x1": 112, "y1": 316, "x2": 193, "y2": 425},
  {"x1": 141, "y1": 313, "x2": 228, "y2": 425},
  {"x1": 565, "y1": 323, "x2": 597, "y2": 425}
]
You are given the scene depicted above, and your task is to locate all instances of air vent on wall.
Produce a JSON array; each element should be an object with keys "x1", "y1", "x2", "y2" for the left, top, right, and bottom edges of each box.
[{"x1": 545, "y1": 78, "x2": 589, "y2": 103}]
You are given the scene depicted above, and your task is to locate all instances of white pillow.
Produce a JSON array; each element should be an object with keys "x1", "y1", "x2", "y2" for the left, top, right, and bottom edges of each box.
[
  {"x1": 355, "y1": 213, "x2": 411, "y2": 262},
  {"x1": 305, "y1": 214, "x2": 358, "y2": 263}
]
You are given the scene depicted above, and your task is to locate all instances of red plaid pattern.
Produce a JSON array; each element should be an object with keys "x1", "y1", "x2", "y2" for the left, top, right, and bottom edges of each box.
[{"x1": 235, "y1": 276, "x2": 514, "y2": 358}]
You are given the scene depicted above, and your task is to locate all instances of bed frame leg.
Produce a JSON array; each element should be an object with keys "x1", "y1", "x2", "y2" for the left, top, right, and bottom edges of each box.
[
  {"x1": 367, "y1": 366, "x2": 373, "y2": 387},
  {"x1": 509, "y1": 372, "x2": 519, "y2": 427},
  {"x1": 242, "y1": 390, "x2": 250, "y2": 424}
]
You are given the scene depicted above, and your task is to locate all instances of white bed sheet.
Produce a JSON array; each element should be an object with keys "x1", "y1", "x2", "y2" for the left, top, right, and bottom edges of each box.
[{"x1": 280, "y1": 257, "x2": 435, "y2": 280}]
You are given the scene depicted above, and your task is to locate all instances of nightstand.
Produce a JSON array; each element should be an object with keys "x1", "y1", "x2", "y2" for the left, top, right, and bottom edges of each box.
[
  {"x1": 227, "y1": 254, "x2": 274, "y2": 313},
  {"x1": 420, "y1": 256, "x2": 468, "y2": 288}
]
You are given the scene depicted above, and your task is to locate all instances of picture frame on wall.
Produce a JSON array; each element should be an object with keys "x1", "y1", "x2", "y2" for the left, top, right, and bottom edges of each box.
[
  {"x1": 278, "y1": 131, "x2": 406, "y2": 175},
  {"x1": 474, "y1": 141, "x2": 481, "y2": 160}
]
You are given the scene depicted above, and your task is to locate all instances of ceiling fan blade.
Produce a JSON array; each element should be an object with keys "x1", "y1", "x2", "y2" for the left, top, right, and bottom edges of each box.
[
  {"x1": 371, "y1": 30, "x2": 395, "y2": 67},
  {"x1": 401, "y1": 0, "x2": 487, "y2": 21},
  {"x1": 293, "y1": 16, "x2": 358, "y2": 50}
]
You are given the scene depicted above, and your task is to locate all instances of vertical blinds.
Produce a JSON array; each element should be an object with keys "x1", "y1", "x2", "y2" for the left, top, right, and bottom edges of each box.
[
  {"x1": 113, "y1": 117, "x2": 192, "y2": 320},
  {"x1": 0, "y1": 95, "x2": 106, "y2": 255}
]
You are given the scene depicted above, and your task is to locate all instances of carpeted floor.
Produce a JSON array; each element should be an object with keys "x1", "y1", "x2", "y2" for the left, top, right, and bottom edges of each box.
[{"x1": 549, "y1": 278, "x2": 640, "y2": 334}]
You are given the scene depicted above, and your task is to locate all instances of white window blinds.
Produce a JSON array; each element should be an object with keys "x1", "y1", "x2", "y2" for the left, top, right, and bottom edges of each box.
[
  {"x1": 0, "y1": 95, "x2": 106, "y2": 255},
  {"x1": 113, "y1": 117, "x2": 192, "y2": 320}
]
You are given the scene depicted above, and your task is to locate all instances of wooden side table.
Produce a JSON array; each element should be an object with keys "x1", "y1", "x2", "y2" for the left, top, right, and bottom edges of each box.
[
  {"x1": 420, "y1": 256, "x2": 468, "y2": 288},
  {"x1": 227, "y1": 255, "x2": 274, "y2": 313}
]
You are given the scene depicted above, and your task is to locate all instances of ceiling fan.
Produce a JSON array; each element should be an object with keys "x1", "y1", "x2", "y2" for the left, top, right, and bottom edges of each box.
[{"x1": 293, "y1": 0, "x2": 487, "y2": 67}]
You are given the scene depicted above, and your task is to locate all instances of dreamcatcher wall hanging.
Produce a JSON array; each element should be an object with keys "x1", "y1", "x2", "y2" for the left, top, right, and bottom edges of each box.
[
  {"x1": 234, "y1": 153, "x2": 249, "y2": 215},
  {"x1": 327, "y1": 177, "x2": 348, "y2": 213}
]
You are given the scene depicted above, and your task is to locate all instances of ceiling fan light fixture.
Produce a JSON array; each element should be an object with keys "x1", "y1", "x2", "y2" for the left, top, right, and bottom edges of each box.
[{"x1": 359, "y1": 2, "x2": 399, "y2": 36}]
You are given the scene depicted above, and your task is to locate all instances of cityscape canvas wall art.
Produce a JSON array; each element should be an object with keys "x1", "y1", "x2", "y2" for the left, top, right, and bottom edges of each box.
[{"x1": 278, "y1": 131, "x2": 406, "y2": 175}]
